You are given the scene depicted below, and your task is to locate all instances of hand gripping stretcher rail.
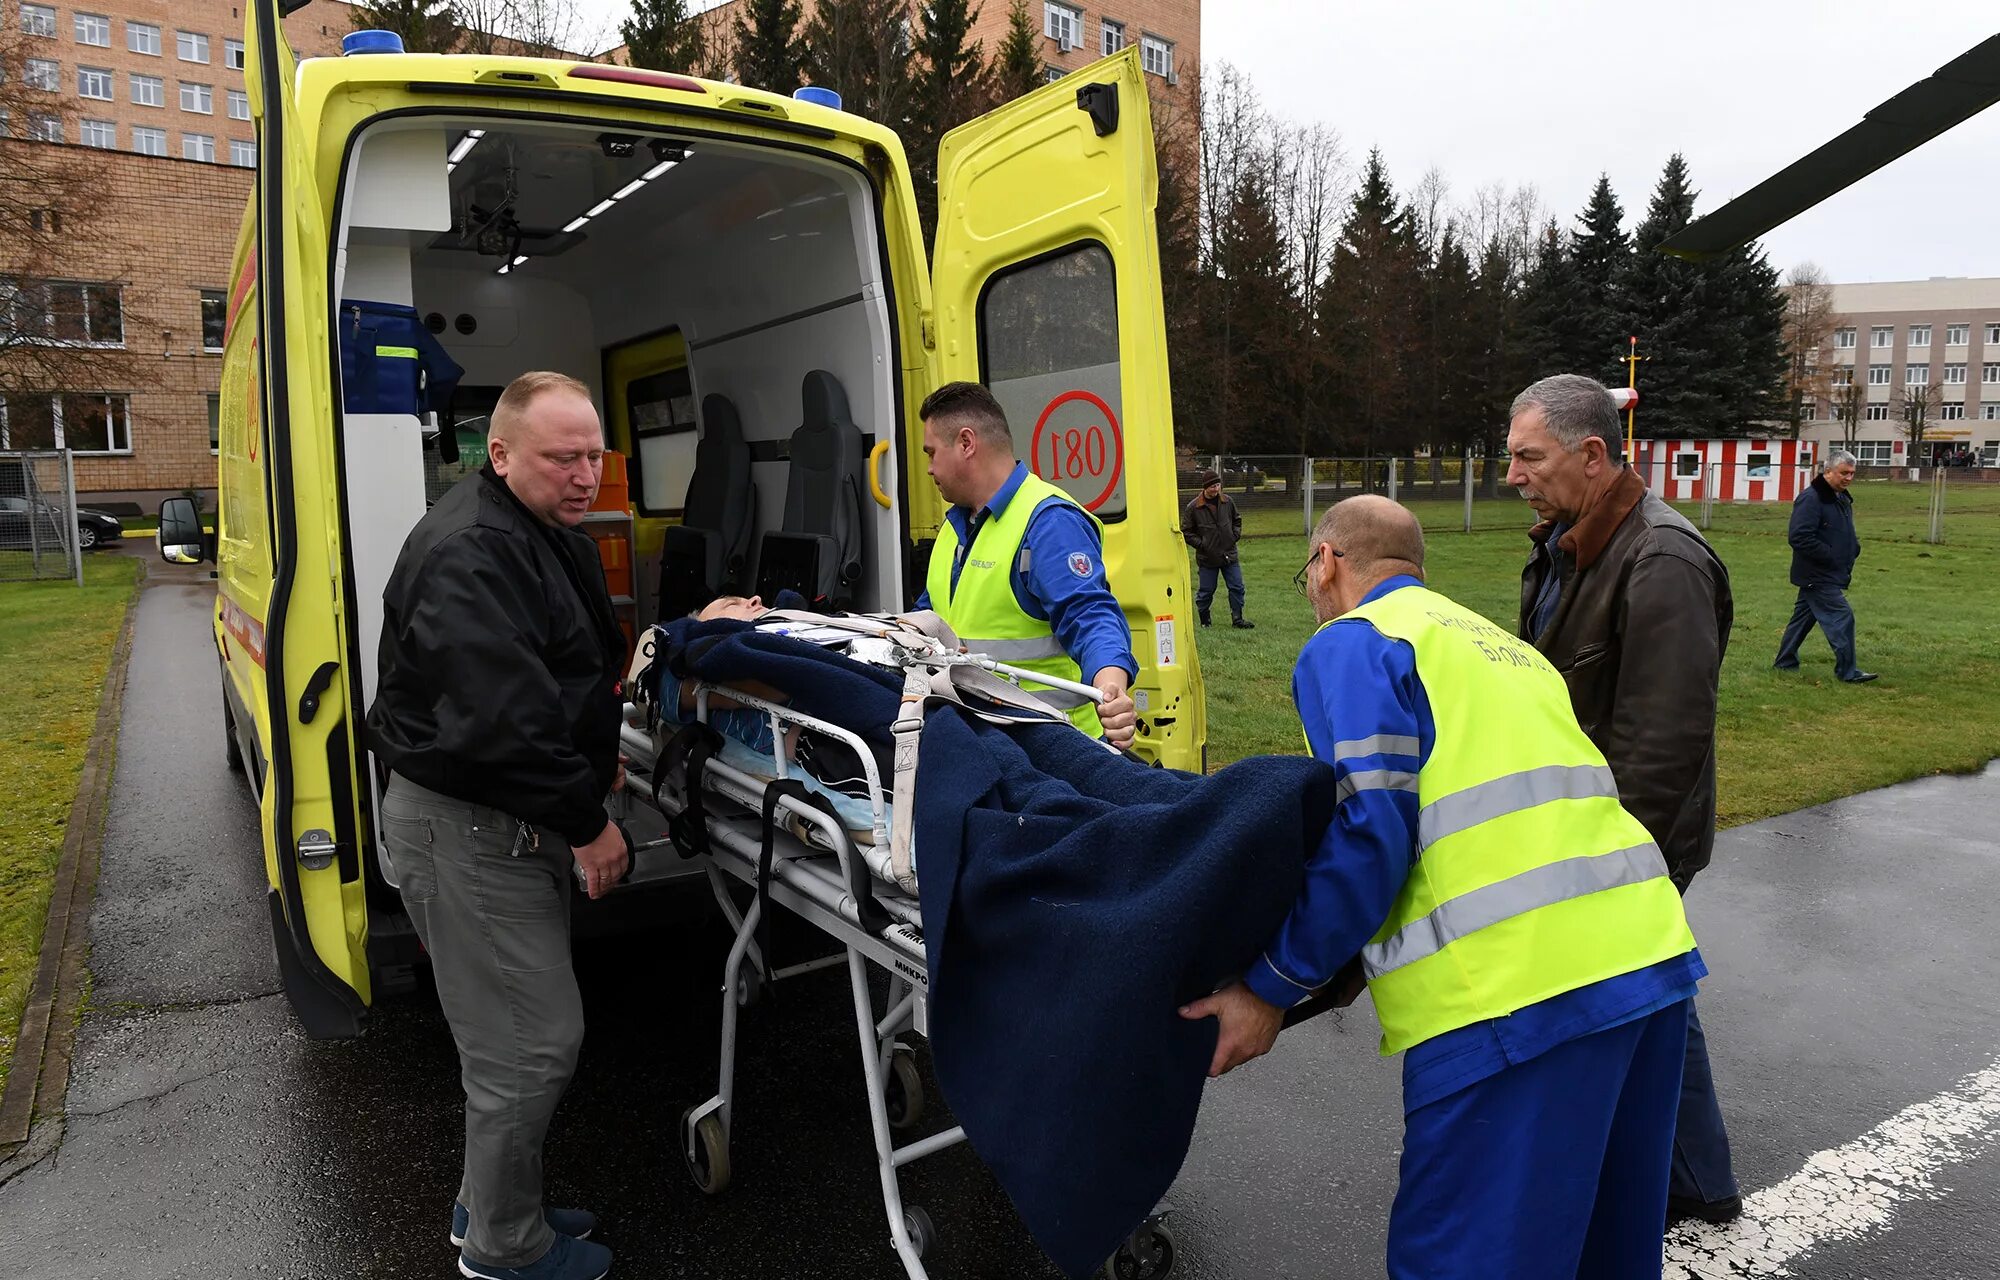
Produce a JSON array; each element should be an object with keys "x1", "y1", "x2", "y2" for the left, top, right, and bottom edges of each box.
[{"x1": 616, "y1": 609, "x2": 1179, "y2": 1280}]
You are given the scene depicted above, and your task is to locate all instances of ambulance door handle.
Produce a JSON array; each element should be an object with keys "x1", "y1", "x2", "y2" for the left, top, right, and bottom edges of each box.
[
  {"x1": 298, "y1": 661, "x2": 339, "y2": 725},
  {"x1": 868, "y1": 440, "x2": 893, "y2": 509}
]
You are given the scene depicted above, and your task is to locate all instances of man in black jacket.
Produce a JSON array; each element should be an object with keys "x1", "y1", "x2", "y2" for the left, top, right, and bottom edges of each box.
[
  {"x1": 367, "y1": 371, "x2": 628, "y2": 1280},
  {"x1": 1181, "y1": 469, "x2": 1252, "y2": 628},
  {"x1": 1774, "y1": 451, "x2": 1875, "y2": 683}
]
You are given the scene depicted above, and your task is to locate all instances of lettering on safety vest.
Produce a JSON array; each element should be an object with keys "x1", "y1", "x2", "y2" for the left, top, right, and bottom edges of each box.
[{"x1": 1426, "y1": 609, "x2": 1540, "y2": 668}]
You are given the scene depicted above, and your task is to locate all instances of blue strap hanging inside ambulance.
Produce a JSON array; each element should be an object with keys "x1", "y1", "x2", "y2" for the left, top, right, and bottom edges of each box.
[{"x1": 339, "y1": 299, "x2": 466, "y2": 457}]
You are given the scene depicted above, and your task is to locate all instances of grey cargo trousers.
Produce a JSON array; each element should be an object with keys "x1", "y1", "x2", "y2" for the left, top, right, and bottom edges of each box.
[{"x1": 380, "y1": 773, "x2": 584, "y2": 1269}]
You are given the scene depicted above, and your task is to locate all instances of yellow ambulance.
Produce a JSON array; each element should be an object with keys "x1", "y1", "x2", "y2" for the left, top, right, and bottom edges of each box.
[{"x1": 160, "y1": 2, "x2": 1205, "y2": 1036}]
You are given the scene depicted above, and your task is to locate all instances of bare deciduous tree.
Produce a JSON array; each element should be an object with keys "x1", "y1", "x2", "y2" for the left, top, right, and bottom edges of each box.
[
  {"x1": 1902, "y1": 383, "x2": 1935, "y2": 462},
  {"x1": 1782, "y1": 261, "x2": 1842, "y2": 440},
  {"x1": 1833, "y1": 377, "x2": 1866, "y2": 453}
]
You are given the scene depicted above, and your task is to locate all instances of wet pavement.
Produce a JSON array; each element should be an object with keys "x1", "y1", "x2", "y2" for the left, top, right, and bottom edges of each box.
[{"x1": 1, "y1": 552, "x2": 1997, "y2": 1279}]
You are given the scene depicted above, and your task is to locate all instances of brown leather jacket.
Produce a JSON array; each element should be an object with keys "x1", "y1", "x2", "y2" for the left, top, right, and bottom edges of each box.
[{"x1": 1518, "y1": 467, "x2": 1733, "y2": 888}]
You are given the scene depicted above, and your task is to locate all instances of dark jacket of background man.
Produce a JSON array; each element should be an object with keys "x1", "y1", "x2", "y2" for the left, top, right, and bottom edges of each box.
[
  {"x1": 1181, "y1": 486, "x2": 1243, "y2": 569},
  {"x1": 1787, "y1": 474, "x2": 1861, "y2": 589},
  {"x1": 1520, "y1": 468, "x2": 1734, "y2": 887}
]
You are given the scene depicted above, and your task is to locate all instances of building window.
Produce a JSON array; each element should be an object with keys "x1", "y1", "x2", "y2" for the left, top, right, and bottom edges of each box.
[
  {"x1": 27, "y1": 114, "x2": 61, "y2": 142},
  {"x1": 1864, "y1": 403, "x2": 1890, "y2": 421},
  {"x1": 1981, "y1": 440, "x2": 1998, "y2": 464},
  {"x1": 77, "y1": 66, "x2": 114, "y2": 100},
  {"x1": 1833, "y1": 327, "x2": 1856, "y2": 348},
  {"x1": 1909, "y1": 324, "x2": 1930, "y2": 347},
  {"x1": 1988, "y1": 323, "x2": 2000, "y2": 345},
  {"x1": 1832, "y1": 367, "x2": 1853, "y2": 386},
  {"x1": 227, "y1": 88, "x2": 248, "y2": 120},
  {"x1": 25, "y1": 58, "x2": 59, "y2": 91},
  {"x1": 224, "y1": 38, "x2": 245, "y2": 70},
  {"x1": 1043, "y1": 65, "x2": 1062, "y2": 84},
  {"x1": 74, "y1": 11, "x2": 110, "y2": 46},
  {"x1": 177, "y1": 30, "x2": 209, "y2": 63},
  {"x1": 1853, "y1": 441, "x2": 1893, "y2": 465},
  {"x1": 128, "y1": 20, "x2": 160, "y2": 55},
  {"x1": 1101, "y1": 19, "x2": 1126, "y2": 55},
  {"x1": 131, "y1": 73, "x2": 164, "y2": 107},
  {"x1": 180, "y1": 82, "x2": 213, "y2": 114},
  {"x1": 21, "y1": 4, "x2": 55, "y2": 38},
  {"x1": 1141, "y1": 33, "x2": 1174, "y2": 78},
  {"x1": 131, "y1": 125, "x2": 166, "y2": 156},
  {"x1": 1906, "y1": 364, "x2": 1929, "y2": 386},
  {"x1": 1944, "y1": 363, "x2": 1967, "y2": 384},
  {"x1": 200, "y1": 289, "x2": 226, "y2": 348},
  {"x1": 1673, "y1": 452, "x2": 1702, "y2": 479},
  {"x1": 208, "y1": 394, "x2": 221, "y2": 454},
  {"x1": 1871, "y1": 325, "x2": 1893, "y2": 348},
  {"x1": 1984, "y1": 405, "x2": 2000, "y2": 420},
  {"x1": 1796, "y1": 401, "x2": 1816, "y2": 423},
  {"x1": 1985, "y1": 363, "x2": 2000, "y2": 384},
  {"x1": 79, "y1": 118, "x2": 114, "y2": 149},
  {"x1": 1043, "y1": 2, "x2": 1081, "y2": 49},
  {"x1": 1938, "y1": 403, "x2": 1965, "y2": 421},
  {"x1": 1947, "y1": 324, "x2": 1969, "y2": 346},
  {"x1": 228, "y1": 137, "x2": 255, "y2": 167},
  {"x1": 183, "y1": 133, "x2": 215, "y2": 163},
  {"x1": 1867, "y1": 364, "x2": 1890, "y2": 385},
  {"x1": 3, "y1": 280, "x2": 126, "y2": 346}
]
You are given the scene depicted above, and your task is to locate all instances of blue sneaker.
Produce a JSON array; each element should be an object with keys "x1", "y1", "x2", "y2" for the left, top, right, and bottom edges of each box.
[
  {"x1": 451, "y1": 1201, "x2": 599, "y2": 1246},
  {"x1": 458, "y1": 1232, "x2": 611, "y2": 1280}
]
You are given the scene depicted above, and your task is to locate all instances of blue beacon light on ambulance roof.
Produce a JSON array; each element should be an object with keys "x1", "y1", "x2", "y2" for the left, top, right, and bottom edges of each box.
[
  {"x1": 793, "y1": 86, "x2": 843, "y2": 111},
  {"x1": 342, "y1": 30, "x2": 405, "y2": 56}
]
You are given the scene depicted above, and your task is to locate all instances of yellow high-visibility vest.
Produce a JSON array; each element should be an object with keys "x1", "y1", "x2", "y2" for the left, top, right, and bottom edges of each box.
[
  {"x1": 926, "y1": 470, "x2": 1104, "y2": 737},
  {"x1": 1340, "y1": 584, "x2": 1695, "y2": 1055}
]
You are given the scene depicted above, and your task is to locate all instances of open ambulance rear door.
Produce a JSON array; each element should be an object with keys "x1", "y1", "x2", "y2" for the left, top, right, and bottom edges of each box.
[
  {"x1": 930, "y1": 47, "x2": 1206, "y2": 771},
  {"x1": 241, "y1": 0, "x2": 372, "y2": 1036}
]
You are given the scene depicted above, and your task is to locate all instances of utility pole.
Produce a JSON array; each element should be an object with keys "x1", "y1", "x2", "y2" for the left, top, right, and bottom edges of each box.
[{"x1": 1616, "y1": 335, "x2": 1649, "y2": 461}]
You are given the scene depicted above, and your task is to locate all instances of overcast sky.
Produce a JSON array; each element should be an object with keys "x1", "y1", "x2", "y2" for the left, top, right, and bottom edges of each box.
[{"x1": 566, "y1": 1, "x2": 1998, "y2": 283}]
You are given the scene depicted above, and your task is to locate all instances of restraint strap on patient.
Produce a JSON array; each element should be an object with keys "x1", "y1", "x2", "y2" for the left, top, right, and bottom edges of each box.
[{"x1": 660, "y1": 721, "x2": 724, "y2": 859}]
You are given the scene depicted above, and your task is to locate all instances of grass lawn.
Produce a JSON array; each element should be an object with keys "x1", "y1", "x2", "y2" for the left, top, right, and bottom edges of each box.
[
  {"x1": 1197, "y1": 478, "x2": 2000, "y2": 829},
  {"x1": 0, "y1": 554, "x2": 140, "y2": 1095}
]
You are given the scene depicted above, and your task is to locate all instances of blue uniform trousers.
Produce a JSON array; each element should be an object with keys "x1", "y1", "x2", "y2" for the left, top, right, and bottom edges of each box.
[{"x1": 1388, "y1": 1000, "x2": 1690, "y2": 1280}]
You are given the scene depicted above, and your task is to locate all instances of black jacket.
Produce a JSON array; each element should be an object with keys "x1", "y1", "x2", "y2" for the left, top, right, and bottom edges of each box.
[
  {"x1": 1788, "y1": 476, "x2": 1860, "y2": 588},
  {"x1": 1180, "y1": 493, "x2": 1241, "y2": 568},
  {"x1": 366, "y1": 467, "x2": 625, "y2": 845}
]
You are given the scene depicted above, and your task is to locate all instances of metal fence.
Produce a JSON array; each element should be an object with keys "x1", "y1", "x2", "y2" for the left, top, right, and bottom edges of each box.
[
  {"x1": 0, "y1": 450, "x2": 83, "y2": 585},
  {"x1": 1180, "y1": 453, "x2": 2000, "y2": 544}
]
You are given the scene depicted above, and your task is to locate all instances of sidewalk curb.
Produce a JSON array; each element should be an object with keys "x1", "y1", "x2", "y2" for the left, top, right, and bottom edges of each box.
[{"x1": 0, "y1": 564, "x2": 141, "y2": 1156}]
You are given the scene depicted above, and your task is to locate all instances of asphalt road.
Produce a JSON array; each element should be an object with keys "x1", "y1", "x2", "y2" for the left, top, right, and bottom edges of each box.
[{"x1": 1, "y1": 553, "x2": 1996, "y2": 1279}]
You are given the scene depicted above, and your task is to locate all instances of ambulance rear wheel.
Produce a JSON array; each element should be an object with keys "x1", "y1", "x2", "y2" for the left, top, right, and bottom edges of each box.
[
  {"x1": 220, "y1": 672, "x2": 243, "y2": 774},
  {"x1": 1101, "y1": 1220, "x2": 1176, "y2": 1279},
  {"x1": 886, "y1": 1050, "x2": 924, "y2": 1130},
  {"x1": 681, "y1": 1108, "x2": 731, "y2": 1195}
]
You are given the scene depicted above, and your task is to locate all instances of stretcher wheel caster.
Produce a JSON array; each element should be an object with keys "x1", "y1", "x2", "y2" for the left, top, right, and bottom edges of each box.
[
  {"x1": 680, "y1": 1106, "x2": 731, "y2": 1195},
  {"x1": 902, "y1": 1204, "x2": 936, "y2": 1258},
  {"x1": 735, "y1": 966, "x2": 765, "y2": 1009},
  {"x1": 1101, "y1": 1218, "x2": 1175, "y2": 1279},
  {"x1": 886, "y1": 1049, "x2": 924, "y2": 1130}
]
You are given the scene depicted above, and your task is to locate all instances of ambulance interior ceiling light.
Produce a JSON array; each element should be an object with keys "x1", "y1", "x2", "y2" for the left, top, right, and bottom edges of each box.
[
  {"x1": 445, "y1": 128, "x2": 485, "y2": 173},
  {"x1": 521, "y1": 141, "x2": 692, "y2": 268}
]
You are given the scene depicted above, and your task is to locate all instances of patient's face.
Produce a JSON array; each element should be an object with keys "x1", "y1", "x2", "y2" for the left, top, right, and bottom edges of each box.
[{"x1": 699, "y1": 595, "x2": 766, "y2": 622}]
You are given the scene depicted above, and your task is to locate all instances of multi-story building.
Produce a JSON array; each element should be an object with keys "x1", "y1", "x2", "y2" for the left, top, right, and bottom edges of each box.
[
  {"x1": 0, "y1": 1, "x2": 351, "y2": 509},
  {"x1": 1802, "y1": 276, "x2": 2000, "y2": 468}
]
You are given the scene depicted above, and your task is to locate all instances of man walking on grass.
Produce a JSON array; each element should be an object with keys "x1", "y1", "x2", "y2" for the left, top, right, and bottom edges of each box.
[{"x1": 1773, "y1": 450, "x2": 1875, "y2": 683}]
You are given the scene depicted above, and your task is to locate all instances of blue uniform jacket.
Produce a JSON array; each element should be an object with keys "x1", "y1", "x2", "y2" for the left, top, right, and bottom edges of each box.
[
  {"x1": 914, "y1": 462, "x2": 1137, "y2": 683},
  {"x1": 1245, "y1": 575, "x2": 1703, "y2": 1111}
]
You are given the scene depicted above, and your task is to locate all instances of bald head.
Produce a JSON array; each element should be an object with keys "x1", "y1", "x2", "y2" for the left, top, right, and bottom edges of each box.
[{"x1": 1312, "y1": 495, "x2": 1426, "y2": 583}]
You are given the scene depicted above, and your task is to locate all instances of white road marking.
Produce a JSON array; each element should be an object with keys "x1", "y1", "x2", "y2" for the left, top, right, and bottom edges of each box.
[{"x1": 1666, "y1": 1055, "x2": 2000, "y2": 1277}]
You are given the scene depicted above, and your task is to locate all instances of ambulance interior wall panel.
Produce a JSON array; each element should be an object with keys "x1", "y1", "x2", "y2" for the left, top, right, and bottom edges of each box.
[
  {"x1": 348, "y1": 129, "x2": 453, "y2": 235},
  {"x1": 339, "y1": 241, "x2": 417, "y2": 308},
  {"x1": 409, "y1": 267, "x2": 604, "y2": 408}
]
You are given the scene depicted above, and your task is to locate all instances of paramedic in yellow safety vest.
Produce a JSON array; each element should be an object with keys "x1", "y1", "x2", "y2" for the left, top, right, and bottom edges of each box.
[
  {"x1": 914, "y1": 381, "x2": 1139, "y2": 748},
  {"x1": 1182, "y1": 495, "x2": 1707, "y2": 1280}
]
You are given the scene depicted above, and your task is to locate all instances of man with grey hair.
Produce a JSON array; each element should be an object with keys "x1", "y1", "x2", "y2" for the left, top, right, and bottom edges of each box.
[
  {"x1": 1773, "y1": 450, "x2": 1873, "y2": 681},
  {"x1": 1507, "y1": 372, "x2": 1742, "y2": 1226}
]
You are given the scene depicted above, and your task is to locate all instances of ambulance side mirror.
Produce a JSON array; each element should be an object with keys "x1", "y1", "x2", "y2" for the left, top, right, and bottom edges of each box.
[{"x1": 158, "y1": 496, "x2": 211, "y2": 564}]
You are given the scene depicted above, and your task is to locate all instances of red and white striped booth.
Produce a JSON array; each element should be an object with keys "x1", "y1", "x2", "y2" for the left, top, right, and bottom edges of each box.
[{"x1": 1628, "y1": 438, "x2": 1816, "y2": 504}]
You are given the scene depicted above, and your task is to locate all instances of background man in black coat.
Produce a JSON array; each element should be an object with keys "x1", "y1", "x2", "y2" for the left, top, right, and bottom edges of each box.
[{"x1": 1774, "y1": 451, "x2": 1875, "y2": 683}]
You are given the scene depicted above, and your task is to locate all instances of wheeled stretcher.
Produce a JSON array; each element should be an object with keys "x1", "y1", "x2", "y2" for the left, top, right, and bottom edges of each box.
[{"x1": 615, "y1": 612, "x2": 1179, "y2": 1280}]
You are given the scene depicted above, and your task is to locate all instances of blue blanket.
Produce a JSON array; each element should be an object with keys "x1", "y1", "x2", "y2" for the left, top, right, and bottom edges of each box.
[{"x1": 644, "y1": 621, "x2": 1338, "y2": 1277}]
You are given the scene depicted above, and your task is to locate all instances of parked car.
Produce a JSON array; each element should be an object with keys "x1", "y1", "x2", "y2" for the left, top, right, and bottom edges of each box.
[{"x1": 0, "y1": 495, "x2": 122, "y2": 550}]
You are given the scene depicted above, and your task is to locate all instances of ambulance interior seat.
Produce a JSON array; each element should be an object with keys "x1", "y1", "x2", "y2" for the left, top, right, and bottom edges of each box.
[
  {"x1": 658, "y1": 393, "x2": 756, "y2": 618},
  {"x1": 756, "y1": 370, "x2": 866, "y2": 609}
]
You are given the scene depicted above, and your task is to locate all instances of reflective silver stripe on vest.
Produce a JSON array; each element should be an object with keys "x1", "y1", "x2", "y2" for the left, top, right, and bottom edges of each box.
[
  {"x1": 957, "y1": 635, "x2": 1068, "y2": 661},
  {"x1": 1030, "y1": 686, "x2": 1093, "y2": 711},
  {"x1": 1333, "y1": 734, "x2": 1421, "y2": 762},
  {"x1": 1335, "y1": 769, "x2": 1420, "y2": 804},
  {"x1": 1417, "y1": 763, "x2": 1618, "y2": 851},
  {"x1": 1361, "y1": 841, "x2": 1672, "y2": 979}
]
